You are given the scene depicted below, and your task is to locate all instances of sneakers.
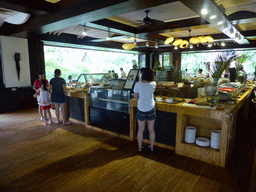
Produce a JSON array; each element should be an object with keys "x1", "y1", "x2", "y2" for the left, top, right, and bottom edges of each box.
[
  {"x1": 40, "y1": 116, "x2": 43, "y2": 121},
  {"x1": 43, "y1": 121, "x2": 47, "y2": 126},
  {"x1": 48, "y1": 120, "x2": 52, "y2": 125}
]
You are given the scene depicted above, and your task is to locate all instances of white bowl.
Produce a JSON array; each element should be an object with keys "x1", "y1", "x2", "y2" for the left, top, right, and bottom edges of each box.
[
  {"x1": 165, "y1": 98, "x2": 174, "y2": 103},
  {"x1": 156, "y1": 97, "x2": 163, "y2": 102},
  {"x1": 196, "y1": 137, "x2": 210, "y2": 147}
]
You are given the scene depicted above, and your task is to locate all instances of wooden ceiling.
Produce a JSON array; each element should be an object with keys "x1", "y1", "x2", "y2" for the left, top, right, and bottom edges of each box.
[{"x1": 0, "y1": 0, "x2": 256, "y2": 52}]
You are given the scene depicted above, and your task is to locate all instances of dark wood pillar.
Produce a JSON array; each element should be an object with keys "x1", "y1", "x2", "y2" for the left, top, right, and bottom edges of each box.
[
  {"x1": 0, "y1": 56, "x2": 5, "y2": 90},
  {"x1": 172, "y1": 52, "x2": 181, "y2": 70},
  {"x1": 151, "y1": 51, "x2": 159, "y2": 69},
  {"x1": 28, "y1": 37, "x2": 45, "y2": 85},
  {"x1": 145, "y1": 51, "x2": 151, "y2": 68}
]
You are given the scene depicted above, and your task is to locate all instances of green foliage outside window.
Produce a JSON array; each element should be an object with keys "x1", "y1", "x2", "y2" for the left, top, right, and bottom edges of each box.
[{"x1": 44, "y1": 46, "x2": 138, "y2": 82}]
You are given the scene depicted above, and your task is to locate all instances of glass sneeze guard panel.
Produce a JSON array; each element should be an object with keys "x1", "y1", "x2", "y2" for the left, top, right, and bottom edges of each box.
[{"x1": 89, "y1": 88, "x2": 131, "y2": 113}]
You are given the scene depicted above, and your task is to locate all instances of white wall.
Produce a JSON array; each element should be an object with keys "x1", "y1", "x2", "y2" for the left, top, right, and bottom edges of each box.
[{"x1": 0, "y1": 36, "x2": 31, "y2": 88}]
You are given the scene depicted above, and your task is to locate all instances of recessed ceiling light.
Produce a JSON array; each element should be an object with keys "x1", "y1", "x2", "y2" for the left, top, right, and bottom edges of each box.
[
  {"x1": 223, "y1": 22, "x2": 228, "y2": 29},
  {"x1": 146, "y1": 41, "x2": 149, "y2": 47},
  {"x1": 208, "y1": 44, "x2": 212, "y2": 47},
  {"x1": 235, "y1": 33, "x2": 239, "y2": 40},
  {"x1": 189, "y1": 44, "x2": 193, "y2": 49},
  {"x1": 217, "y1": 21, "x2": 223, "y2": 25},
  {"x1": 174, "y1": 46, "x2": 178, "y2": 50},
  {"x1": 229, "y1": 28, "x2": 234, "y2": 34},
  {"x1": 210, "y1": 15, "x2": 216, "y2": 20},
  {"x1": 221, "y1": 42, "x2": 225, "y2": 46},
  {"x1": 201, "y1": 9, "x2": 208, "y2": 15}
]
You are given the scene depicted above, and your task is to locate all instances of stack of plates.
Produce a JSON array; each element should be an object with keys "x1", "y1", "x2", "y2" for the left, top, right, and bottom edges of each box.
[
  {"x1": 210, "y1": 130, "x2": 221, "y2": 149},
  {"x1": 184, "y1": 126, "x2": 197, "y2": 143},
  {"x1": 196, "y1": 137, "x2": 210, "y2": 147}
]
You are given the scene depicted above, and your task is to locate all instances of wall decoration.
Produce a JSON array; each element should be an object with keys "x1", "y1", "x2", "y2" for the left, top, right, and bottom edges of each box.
[{"x1": 14, "y1": 53, "x2": 21, "y2": 80}]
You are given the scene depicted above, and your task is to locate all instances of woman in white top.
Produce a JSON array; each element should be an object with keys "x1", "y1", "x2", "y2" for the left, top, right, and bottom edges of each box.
[
  {"x1": 134, "y1": 67, "x2": 156, "y2": 152},
  {"x1": 37, "y1": 79, "x2": 52, "y2": 125}
]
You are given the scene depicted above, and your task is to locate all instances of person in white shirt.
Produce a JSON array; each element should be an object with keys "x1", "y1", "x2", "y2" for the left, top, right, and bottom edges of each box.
[
  {"x1": 198, "y1": 69, "x2": 204, "y2": 78},
  {"x1": 120, "y1": 68, "x2": 127, "y2": 79},
  {"x1": 134, "y1": 67, "x2": 156, "y2": 152}
]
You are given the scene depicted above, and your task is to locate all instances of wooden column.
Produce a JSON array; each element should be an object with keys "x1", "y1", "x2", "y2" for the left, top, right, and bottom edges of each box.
[
  {"x1": 27, "y1": 38, "x2": 45, "y2": 85},
  {"x1": 172, "y1": 52, "x2": 181, "y2": 70}
]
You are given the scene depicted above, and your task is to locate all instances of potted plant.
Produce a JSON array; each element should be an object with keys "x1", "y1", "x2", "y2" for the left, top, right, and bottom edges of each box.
[
  {"x1": 210, "y1": 53, "x2": 237, "y2": 85},
  {"x1": 205, "y1": 53, "x2": 237, "y2": 96},
  {"x1": 234, "y1": 53, "x2": 251, "y2": 80}
]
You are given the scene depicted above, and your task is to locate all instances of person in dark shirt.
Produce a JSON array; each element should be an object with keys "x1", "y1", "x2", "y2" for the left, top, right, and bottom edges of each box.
[{"x1": 49, "y1": 69, "x2": 71, "y2": 125}]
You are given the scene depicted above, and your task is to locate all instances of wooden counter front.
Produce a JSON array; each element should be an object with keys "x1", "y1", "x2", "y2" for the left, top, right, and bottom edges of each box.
[
  {"x1": 64, "y1": 88, "x2": 253, "y2": 167},
  {"x1": 130, "y1": 89, "x2": 253, "y2": 167},
  {"x1": 65, "y1": 90, "x2": 90, "y2": 125}
]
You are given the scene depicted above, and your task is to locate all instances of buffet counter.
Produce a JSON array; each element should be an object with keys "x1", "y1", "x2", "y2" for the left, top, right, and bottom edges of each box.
[
  {"x1": 63, "y1": 84, "x2": 253, "y2": 167},
  {"x1": 130, "y1": 88, "x2": 253, "y2": 167}
]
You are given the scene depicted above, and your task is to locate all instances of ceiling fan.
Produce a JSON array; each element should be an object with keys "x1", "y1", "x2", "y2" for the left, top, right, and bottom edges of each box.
[{"x1": 136, "y1": 10, "x2": 165, "y2": 29}]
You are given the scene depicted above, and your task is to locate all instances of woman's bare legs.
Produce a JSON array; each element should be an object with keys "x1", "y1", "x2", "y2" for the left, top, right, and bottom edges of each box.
[
  {"x1": 54, "y1": 103, "x2": 60, "y2": 123},
  {"x1": 147, "y1": 119, "x2": 155, "y2": 150},
  {"x1": 137, "y1": 119, "x2": 146, "y2": 151}
]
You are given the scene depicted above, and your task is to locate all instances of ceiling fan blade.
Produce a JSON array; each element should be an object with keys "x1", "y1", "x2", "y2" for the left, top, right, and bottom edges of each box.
[
  {"x1": 150, "y1": 19, "x2": 165, "y2": 26},
  {"x1": 137, "y1": 24, "x2": 150, "y2": 29}
]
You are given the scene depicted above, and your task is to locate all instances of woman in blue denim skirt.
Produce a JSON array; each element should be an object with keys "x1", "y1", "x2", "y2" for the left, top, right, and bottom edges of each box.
[{"x1": 134, "y1": 67, "x2": 156, "y2": 152}]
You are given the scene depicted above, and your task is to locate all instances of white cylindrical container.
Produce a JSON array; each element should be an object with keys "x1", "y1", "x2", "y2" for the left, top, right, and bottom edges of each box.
[
  {"x1": 184, "y1": 126, "x2": 197, "y2": 143},
  {"x1": 210, "y1": 130, "x2": 221, "y2": 149}
]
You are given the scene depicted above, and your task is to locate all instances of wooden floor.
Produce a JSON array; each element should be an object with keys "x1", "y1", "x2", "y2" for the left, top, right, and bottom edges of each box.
[{"x1": 0, "y1": 108, "x2": 256, "y2": 192}]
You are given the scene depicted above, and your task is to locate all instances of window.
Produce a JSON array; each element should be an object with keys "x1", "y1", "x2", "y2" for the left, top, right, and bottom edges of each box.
[{"x1": 44, "y1": 45, "x2": 139, "y2": 81}]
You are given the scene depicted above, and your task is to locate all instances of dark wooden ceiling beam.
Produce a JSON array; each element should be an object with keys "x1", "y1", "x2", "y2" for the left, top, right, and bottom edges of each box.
[
  {"x1": 0, "y1": 0, "x2": 59, "y2": 14},
  {"x1": 240, "y1": 30, "x2": 256, "y2": 38},
  {"x1": 9, "y1": 0, "x2": 178, "y2": 37},
  {"x1": 88, "y1": 20, "x2": 139, "y2": 36},
  {"x1": 35, "y1": 33, "x2": 126, "y2": 50},
  {"x1": 88, "y1": 17, "x2": 209, "y2": 44}
]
